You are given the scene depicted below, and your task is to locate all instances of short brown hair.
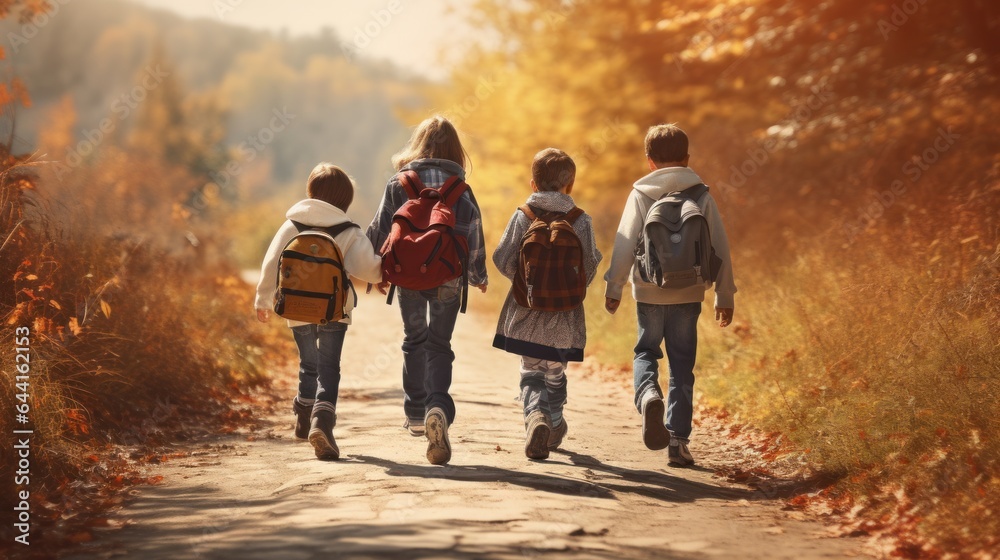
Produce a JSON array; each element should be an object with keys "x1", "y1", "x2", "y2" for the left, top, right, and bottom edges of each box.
[
  {"x1": 645, "y1": 124, "x2": 689, "y2": 164},
  {"x1": 531, "y1": 148, "x2": 576, "y2": 192},
  {"x1": 307, "y1": 163, "x2": 354, "y2": 211},
  {"x1": 392, "y1": 115, "x2": 468, "y2": 171}
]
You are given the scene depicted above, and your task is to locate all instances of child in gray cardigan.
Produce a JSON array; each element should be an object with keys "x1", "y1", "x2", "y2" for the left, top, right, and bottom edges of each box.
[{"x1": 492, "y1": 149, "x2": 603, "y2": 460}]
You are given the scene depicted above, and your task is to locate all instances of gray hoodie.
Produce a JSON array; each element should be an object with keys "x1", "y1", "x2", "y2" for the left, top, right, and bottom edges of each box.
[{"x1": 604, "y1": 167, "x2": 736, "y2": 309}]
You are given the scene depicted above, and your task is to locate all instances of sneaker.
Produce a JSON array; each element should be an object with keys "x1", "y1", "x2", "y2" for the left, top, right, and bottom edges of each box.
[
  {"x1": 524, "y1": 411, "x2": 551, "y2": 460},
  {"x1": 641, "y1": 396, "x2": 670, "y2": 451},
  {"x1": 292, "y1": 398, "x2": 313, "y2": 440},
  {"x1": 668, "y1": 437, "x2": 695, "y2": 467},
  {"x1": 403, "y1": 417, "x2": 425, "y2": 437},
  {"x1": 547, "y1": 418, "x2": 568, "y2": 451},
  {"x1": 307, "y1": 410, "x2": 339, "y2": 461},
  {"x1": 424, "y1": 407, "x2": 451, "y2": 465}
]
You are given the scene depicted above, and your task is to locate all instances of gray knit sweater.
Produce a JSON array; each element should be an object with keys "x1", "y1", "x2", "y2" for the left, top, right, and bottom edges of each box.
[{"x1": 492, "y1": 192, "x2": 603, "y2": 363}]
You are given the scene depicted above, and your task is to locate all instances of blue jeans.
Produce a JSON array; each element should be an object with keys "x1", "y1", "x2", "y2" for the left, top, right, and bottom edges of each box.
[
  {"x1": 292, "y1": 322, "x2": 348, "y2": 408},
  {"x1": 520, "y1": 357, "x2": 568, "y2": 428},
  {"x1": 633, "y1": 302, "x2": 701, "y2": 440},
  {"x1": 398, "y1": 285, "x2": 462, "y2": 424}
]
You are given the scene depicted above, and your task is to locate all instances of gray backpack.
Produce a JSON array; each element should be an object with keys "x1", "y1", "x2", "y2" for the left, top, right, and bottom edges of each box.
[{"x1": 635, "y1": 183, "x2": 722, "y2": 289}]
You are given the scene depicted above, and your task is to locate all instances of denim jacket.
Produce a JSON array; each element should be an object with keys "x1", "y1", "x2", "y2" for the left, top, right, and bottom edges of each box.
[{"x1": 366, "y1": 158, "x2": 488, "y2": 287}]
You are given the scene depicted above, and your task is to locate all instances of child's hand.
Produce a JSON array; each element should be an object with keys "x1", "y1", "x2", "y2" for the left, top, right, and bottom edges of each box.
[
  {"x1": 375, "y1": 281, "x2": 391, "y2": 295},
  {"x1": 715, "y1": 307, "x2": 734, "y2": 328},
  {"x1": 605, "y1": 297, "x2": 621, "y2": 315},
  {"x1": 256, "y1": 309, "x2": 271, "y2": 323}
]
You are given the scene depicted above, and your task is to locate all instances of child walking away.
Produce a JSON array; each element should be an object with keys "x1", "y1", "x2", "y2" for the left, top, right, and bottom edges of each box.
[
  {"x1": 366, "y1": 115, "x2": 488, "y2": 466},
  {"x1": 255, "y1": 163, "x2": 383, "y2": 461},
  {"x1": 604, "y1": 124, "x2": 736, "y2": 467},
  {"x1": 493, "y1": 149, "x2": 602, "y2": 460}
]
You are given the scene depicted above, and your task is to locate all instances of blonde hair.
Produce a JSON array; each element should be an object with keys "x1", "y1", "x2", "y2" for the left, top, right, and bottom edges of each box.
[
  {"x1": 391, "y1": 115, "x2": 468, "y2": 171},
  {"x1": 307, "y1": 163, "x2": 354, "y2": 211}
]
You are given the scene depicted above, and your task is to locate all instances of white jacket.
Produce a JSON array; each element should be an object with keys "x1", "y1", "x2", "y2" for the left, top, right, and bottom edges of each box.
[
  {"x1": 254, "y1": 199, "x2": 383, "y2": 326},
  {"x1": 604, "y1": 167, "x2": 737, "y2": 309}
]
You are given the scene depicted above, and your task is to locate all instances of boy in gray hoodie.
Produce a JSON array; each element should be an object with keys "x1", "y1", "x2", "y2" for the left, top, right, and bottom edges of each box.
[
  {"x1": 493, "y1": 149, "x2": 603, "y2": 460},
  {"x1": 604, "y1": 125, "x2": 736, "y2": 467}
]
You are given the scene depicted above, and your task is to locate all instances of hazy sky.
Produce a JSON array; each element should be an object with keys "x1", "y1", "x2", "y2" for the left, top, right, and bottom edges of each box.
[{"x1": 131, "y1": 0, "x2": 471, "y2": 79}]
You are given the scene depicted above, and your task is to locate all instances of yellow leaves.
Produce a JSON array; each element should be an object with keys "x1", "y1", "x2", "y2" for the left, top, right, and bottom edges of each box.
[{"x1": 99, "y1": 299, "x2": 111, "y2": 319}]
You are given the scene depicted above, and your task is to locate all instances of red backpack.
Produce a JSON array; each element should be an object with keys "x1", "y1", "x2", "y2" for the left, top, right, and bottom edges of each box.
[{"x1": 380, "y1": 170, "x2": 470, "y2": 311}]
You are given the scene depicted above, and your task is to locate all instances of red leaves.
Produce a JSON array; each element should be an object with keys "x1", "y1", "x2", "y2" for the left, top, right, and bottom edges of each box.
[{"x1": 65, "y1": 409, "x2": 91, "y2": 436}]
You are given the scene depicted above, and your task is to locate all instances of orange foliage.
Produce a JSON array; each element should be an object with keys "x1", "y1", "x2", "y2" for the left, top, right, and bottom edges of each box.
[{"x1": 443, "y1": 0, "x2": 999, "y2": 555}]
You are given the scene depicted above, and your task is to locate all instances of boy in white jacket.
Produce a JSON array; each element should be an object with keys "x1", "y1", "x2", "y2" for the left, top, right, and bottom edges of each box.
[
  {"x1": 604, "y1": 125, "x2": 737, "y2": 467},
  {"x1": 255, "y1": 163, "x2": 383, "y2": 460}
]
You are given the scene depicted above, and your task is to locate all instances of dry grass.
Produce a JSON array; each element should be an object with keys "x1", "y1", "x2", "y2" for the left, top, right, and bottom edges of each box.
[
  {"x1": 0, "y1": 144, "x2": 289, "y2": 549},
  {"x1": 699, "y1": 244, "x2": 999, "y2": 554}
]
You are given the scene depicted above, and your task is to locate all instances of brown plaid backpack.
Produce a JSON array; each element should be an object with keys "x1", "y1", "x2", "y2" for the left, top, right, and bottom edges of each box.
[{"x1": 512, "y1": 205, "x2": 588, "y2": 312}]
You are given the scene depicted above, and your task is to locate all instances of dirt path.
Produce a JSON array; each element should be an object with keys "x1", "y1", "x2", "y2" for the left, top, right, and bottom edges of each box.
[{"x1": 69, "y1": 293, "x2": 860, "y2": 559}]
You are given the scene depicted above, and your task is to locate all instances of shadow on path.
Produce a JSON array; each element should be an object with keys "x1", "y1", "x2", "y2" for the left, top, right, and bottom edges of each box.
[{"x1": 353, "y1": 453, "x2": 751, "y2": 505}]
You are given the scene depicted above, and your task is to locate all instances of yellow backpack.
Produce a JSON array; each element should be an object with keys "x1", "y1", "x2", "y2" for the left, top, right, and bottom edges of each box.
[{"x1": 273, "y1": 221, "x2": 359, "y2": 324}]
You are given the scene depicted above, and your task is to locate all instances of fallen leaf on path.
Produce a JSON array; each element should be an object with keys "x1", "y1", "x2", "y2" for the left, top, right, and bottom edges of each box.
[{"x1": 68, "y1": 531, "x2": 93, "y2": 544}]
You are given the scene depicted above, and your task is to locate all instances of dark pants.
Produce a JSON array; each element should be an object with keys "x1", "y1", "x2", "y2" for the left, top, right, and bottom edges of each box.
[
  {"x1": 398, "y1": 285, "x2": 462, "y2": 424},
  {"x1": 633, "y1": 302, "x2": 701, "y2": 440},
  {"x1": 292, "y1": 322, "x2": 348, "y2": 408}
]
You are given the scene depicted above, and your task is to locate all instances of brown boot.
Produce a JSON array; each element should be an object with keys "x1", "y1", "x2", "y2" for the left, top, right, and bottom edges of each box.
[
  {"x1": 292, "y1": 398, "x2": 313, "y2": 440},
  {"x1": 308, "y1": 409, "x2": 339, "y2": 460}
]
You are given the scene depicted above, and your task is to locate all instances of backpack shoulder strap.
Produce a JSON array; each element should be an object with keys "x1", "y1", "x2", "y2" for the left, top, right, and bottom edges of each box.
[
  {"x1": 440, "y1": 176, "x2": 469, "y2": 207},
  {"x1": 679, "y1": 183, "x2": 709, "y2": 202},
  {"x1": 564, "y1": 207, "x2": 585, "y2": 224},
  {"x1": 519, "y1": 205, "x2": 537, "y2": 221},
  {"x1": 398, "y1": 170, "x2": 423, "y2": 200},
  {"x1": 323, "y1": 221, "x2": 360, "y2": 239}
]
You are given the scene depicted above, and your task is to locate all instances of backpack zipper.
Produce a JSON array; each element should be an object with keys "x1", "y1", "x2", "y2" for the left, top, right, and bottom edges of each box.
[{"x1": 421, "y1": 237, "x2": 443, "y2": 273}]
